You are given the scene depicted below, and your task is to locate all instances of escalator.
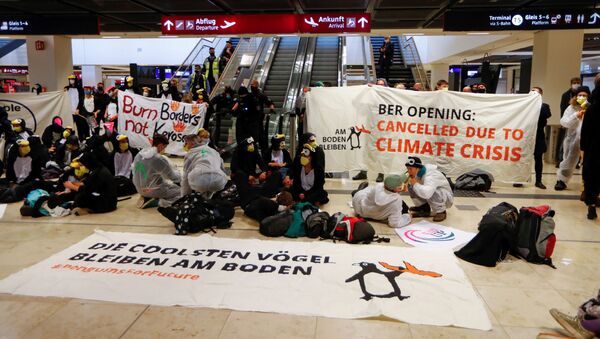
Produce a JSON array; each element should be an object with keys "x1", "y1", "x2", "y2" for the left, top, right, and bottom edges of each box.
[
  {"x1": 263, "y1": 37, "x2": 301, "y2": 109},
  {"x1": 371, "y1": 36, "x2": 414, "y2": 86},
  {"x1": 310, "y1": 37, "x2": 339, "y2": 86}
]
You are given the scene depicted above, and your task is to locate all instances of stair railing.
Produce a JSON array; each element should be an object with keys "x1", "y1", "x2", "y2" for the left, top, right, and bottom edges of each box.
[{"x1": 400, "y1": 35, "x2": 430, "y2": 89}]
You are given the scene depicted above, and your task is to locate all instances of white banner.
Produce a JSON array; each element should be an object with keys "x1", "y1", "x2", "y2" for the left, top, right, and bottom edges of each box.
[
  {"x1": 395, "y1": 221, "x2": 476, "y2": 249},
  {"x1": 117, "y1": 91, "x2": 206, "y2": 156},
  {"x1": 307, "y1": 86, "x2": 541, "y2": 182},
  {"x1": 0, "y1": 91, "x2": 74, "y2": 134},
  {"x1": 0, "y1": 230, "x2": 491, "y2": 331}
]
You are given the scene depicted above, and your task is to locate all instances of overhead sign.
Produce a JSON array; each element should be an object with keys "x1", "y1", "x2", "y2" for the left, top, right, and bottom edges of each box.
[
  {"x1": 298, "y1": 13, "x2": 371, "y2": 33},
  {"x1": 161, "y1": 13, "x2": 372, "y2": 35},
  {"x1": 161, "y1": 14, "x2": 298, "y2": 35},
  {"x1": 444, "y1": 10, "x2": 600, "y2": 31},
  {"x1": 0, "y1": 15, "x2": 99, "y2": 35}
]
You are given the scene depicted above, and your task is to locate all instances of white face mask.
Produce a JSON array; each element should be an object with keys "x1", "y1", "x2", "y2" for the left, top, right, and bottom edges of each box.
[
  {"x1": 143, "y1": 92, "x2": 149, "y2": 97},
  {"x1": 69, "y1": 79, "x2": 75, "y2": 85},
  {"x1": 162, "y1": 84, "x2": 168, "y2": 90},
  {"x1": 572, "y1": 84, "x2": 581, "y2": 91}
]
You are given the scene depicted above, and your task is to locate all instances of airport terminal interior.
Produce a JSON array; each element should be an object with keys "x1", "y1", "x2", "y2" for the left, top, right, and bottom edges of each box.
[{"x1": 1, "y1": 0, "x2": 600, "y2": 338}]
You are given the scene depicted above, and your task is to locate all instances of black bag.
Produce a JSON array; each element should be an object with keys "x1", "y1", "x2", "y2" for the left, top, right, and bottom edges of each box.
[
  {"x1": 454, "y1": 202, "x2": 518, "y2": 267},
  {"x1": 305, "y1": 211, "x2": 330, "y2": 238},
  {"x1": 114, "y1": 176, "x2": 137, "y2": 197},
  {"x1": 514, "y1": 206, "x2": 556, "y2": 268},
  {"x1": 326, "y1": 215, "x2": 388, "y2": 244},
  {"x1": 173, "y1": 193, "x2": 234, "y2": 235},
  {"x1": 454, "y1": 169, "x2": 494, "y2": 191},
  {"x1": 260, "y1": 210, "x2": 293, "y2": 237}
]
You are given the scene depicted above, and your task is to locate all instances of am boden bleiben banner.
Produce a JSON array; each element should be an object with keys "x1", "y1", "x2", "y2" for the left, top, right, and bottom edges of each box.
[{"x1": 307, "y1": 85, "x2": 541, "y2": 182}]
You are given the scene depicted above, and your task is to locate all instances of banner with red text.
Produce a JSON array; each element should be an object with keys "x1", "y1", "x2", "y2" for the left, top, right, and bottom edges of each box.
[
  {"x1": 117, "y1": 91, "x2": 206, "y2": 156},
  {"x1": 307, "y1": 85, "x2": 541, "y2": 182},
  {"x1": 0, "y1": 230, "x2": 491, "y2": 330}
]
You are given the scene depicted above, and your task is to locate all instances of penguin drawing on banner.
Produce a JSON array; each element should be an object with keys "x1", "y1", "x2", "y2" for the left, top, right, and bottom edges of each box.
[
  {"x1": 345, "y1": 261, "x2": 442, "y2": 301},
  {"x1": 348, "y1": 127, "x2": 361, "y2": 150},
  {"x1": 347, "y1": 125, "x2": 371, "y2": 150}
]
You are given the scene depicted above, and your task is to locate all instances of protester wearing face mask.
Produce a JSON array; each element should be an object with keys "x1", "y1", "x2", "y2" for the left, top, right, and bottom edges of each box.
[
  {"x1": 297, "y1": 133, "x2": 325, "y2": 175},
  {"x1": 557, "y1": 77, "x2": 583, "y2": 167},
  {"x1": 94, "y1": 82, "x2": 109, "y2": 111},
  {"x1": 249, "y1": 80, "x2": 275, "y2": 154},
  {"x1": 435, "y1": 79, "x2": 449, "y2": 91},
  {"x1": 528, "y1": 87, "x2": 552, "y2": 189},
  {"x1": 203, "y1": 47, "x2": 220, "y2": 95},
  {"x1": 75, "y1": 86, "x2": 102, "y2": 134},
  {"x1": 56, "y1": 134, "x2": 82, "y2": 169},
  {"x1": 111, "y1": 135, "x2": 138, "y2": 178},
  {"x1": 142, "y1": 87, "x2": 151, "y2": 97},
  {"x1": 232, "y1": 86, "x2": 260, "y2": 144},
  {"x1": 210, "y1": 86, "x2": 235, "y2": 142},
  {"x1": 196, "y1": 128, "x2": 217, "y2": 151},
  {"x1": 180, "y1": 134, "x2": 228, "y2": 198},
  {"x1": 65, "y1": 152, "x2": 117, "y2": 215},
  {"x1": 404, "y1": 156, "x2": 453, "y2": 222},
  {"x1": 264, "y1": 134, "x2": 292, "y2": 179},
  {"x1": 231, "y1": 136, "x2": 268, "y2": 186},
  {"x1": 188, "y1": 65, "x2": 205, "y2": 100},
  {"x1": 41, "y1": 116, "x2": 64, "y2": 152},
  {"x1": 292, "y1": 143, "x2": 329, "y2": 205},
  {"x1": 119, "y1": 76, "x2": 141, "y2": 95},
  {"x1": 10, "y1": 118, "x2": 33, "y2": 143},
  {"x1": 6, "y1": 139, "x2": 41, "y2": 185},
  {"x1": 555, "y1": 86, "x2": 590, "y2": 191},
  {"x1": 132, "y1": 134, "x2": 181, "y2": 209},
  {"x1": 64, "y1": 75, "x2": 83, "y2": 114},
  {"x1": 158, "y1": 79, "x2": 181, "y2": 102},
  {"x1": 378, "y1": 36, "x2": 394, "y2": 83}
]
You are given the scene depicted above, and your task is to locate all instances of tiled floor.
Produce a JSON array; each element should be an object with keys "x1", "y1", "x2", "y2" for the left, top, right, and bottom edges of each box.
[{"x1": 0, "y1": 165, "x2": 598, "y2": 338}]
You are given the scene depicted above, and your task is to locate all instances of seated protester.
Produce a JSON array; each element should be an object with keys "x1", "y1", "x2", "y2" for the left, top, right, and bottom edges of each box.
[
  {"x1": 132, "y1": 134, "x2": 181, "y2": 208},
  {"x1": 6, "y1": 139, "x2": 42, "y2": 186},
  {"x1": 181, "y1": 134, "x2": 228, "y2": 198},
  {"x1": 263, "y1": 134, "x2": 292, "y2": 178},
  {"x1": 82, "y1": 134, "x2": 112, "y2": 170},
  {"x1": 41, "y1": 116, "x2": 64, "y2": 151},
  {"x1": 10, "y1": 118, "x2": 33, "y2": 143},
  {"x1": 292, "y1": 143, "x2": 329, "y2": 205},
  {"x1": 351, "y1": 175, "x2": 411, "y2": 228},
  {"x1": 47, "y1": 158, "x2": 87, "y2": 208},
  {"x1": 230, "y1": 136, "x2": 267, "y2": 185},
  {"x1": 55, "y1": 135, "x2": 82, "y2": 169},
  {"x1": 112, "y1": 135, "x2": 137, "y2": 177},
  {"x1": 66, "y1": 152, "x2": 117, "y2": 214},
  {"x1": 28, "y1": 135, "x2": 50, "y2": 172},
  {"x1": 405, "y1": 156, "x2": 453, "y2": 222},
  {"x1": 50, "y1": 125, "x2": 74, "y2": 158},
  {"x1": 233, "y1": 166, "x2": 293, "y2": 222}
]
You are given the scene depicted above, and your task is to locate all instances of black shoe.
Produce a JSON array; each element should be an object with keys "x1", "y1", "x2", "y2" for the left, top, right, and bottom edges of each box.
[
  {"x1": 409, "y1": 203, "x2": 431, "y2": 213},
  {"x1": 513, "y1": 183, "x2": 523, "y2": 188},
  {"x1": 376, "y1": 173, "x2": 384, "y2": 182},
  {"x1": 554, "y1": 180, "x2": 567, "y2": 191},
  {"x1": 535, "y1": 182, "x2": 547, "y2": 189},
  {"x1": 351, "y1": 182, "x2": 369, "y2": 197},
  {"x1": 158, "y1": 206, "x2": 178, "y2": 223},
  {"x1": 352, "y1": 171, "x2": 367, "y2": 180},
  {"x1": 588, "y1": 205, "x2": 597, "y2": 220}
]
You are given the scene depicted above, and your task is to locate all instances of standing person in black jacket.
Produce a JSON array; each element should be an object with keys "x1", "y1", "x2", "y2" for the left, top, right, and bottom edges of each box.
[
  {"x1": 557, "y1": 77, "x2": 582, "y2": 167},
  {"x1": 68, "y1": 152, "x2": 117, "y2": 214},
  {"x1": 581, "y1": 75, "x2": 600, "y2": 220},
  {"x1": 531, "y1": 87, "x2": 552, "y2": 189},
  {"x1": 378, "y1": 36, "x2": 394, "y2": 83},
  {"x1": 232, "y1": 86, "x2": 260, "y2": 144}
]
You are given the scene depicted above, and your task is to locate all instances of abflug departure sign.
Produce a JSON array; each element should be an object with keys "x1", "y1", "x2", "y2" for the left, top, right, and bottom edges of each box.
[{"x1": 444, "y1": 10, "x2": 600, "y2": 31}]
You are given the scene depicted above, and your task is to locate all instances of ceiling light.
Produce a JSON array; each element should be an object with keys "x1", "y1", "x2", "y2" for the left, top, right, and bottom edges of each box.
[
  {"x1": 467, "y1": 32, "x2": 490, "y2": 35},
  {"x1": 159, "y1": 35, "x2": 179, "y2": 38},
  {"x1": 101, "y1": 36, "x2": 120, "y2": 39}
]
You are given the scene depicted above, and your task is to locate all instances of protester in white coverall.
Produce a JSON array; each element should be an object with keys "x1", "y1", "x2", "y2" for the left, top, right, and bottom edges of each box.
[
  {"x1": 351, "y1": 175, "x2": 412, "y2": 228},
  {"x1": 181, "y1": 134, "x2": 228, "y2": 199},
  {"x1": 555, "y1": 86, "x2": 590, "y2": 191},
  {"x1": 132, "y1": 134, "x2": 181, "y2": 208},
  {"x1": 405, "y1": 156, "x2": 453, "y2": 222}
]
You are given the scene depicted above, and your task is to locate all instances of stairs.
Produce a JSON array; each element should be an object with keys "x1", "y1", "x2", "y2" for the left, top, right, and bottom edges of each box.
[{"x1": 370, "y1": 36, "x2": 414, "y2": 86}]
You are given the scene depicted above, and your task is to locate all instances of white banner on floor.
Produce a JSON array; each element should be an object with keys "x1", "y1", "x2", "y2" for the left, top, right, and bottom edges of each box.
[
  {"x1": 0, "y1": 231, "x2": 491, "y2": 331},
  {"x1": 395, "y1": 221, "x2": 476, "y2": 249},
  {"x1": 0, "y1": 91, "x2": 74, "y2": 134},
  {"x1": 306, "y1": 85, "x2": 541, "y2": 182},
  {"x1": 117, "y1": 91, "x2": 206, "y2": 156}
]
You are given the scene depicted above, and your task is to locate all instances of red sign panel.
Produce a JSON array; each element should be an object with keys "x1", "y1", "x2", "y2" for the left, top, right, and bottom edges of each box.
[
  {"x1": 298, "y1": 13, "x2": 371, "y2": 33},
  {"x1": 161, "y1": 14, "x2": 298, "y2": 35}
]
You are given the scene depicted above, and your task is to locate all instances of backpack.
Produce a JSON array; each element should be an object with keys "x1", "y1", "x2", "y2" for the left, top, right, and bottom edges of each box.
[
  {"x1": 114, "y1": 175, "x2": 137, "y2": 197},
  {"x1": 514, "y1": 205, "x2": 556, "y2": 268},
  {"x1": 455, "y1": 202, "x2": 519, "y2": 267},
  {"x1": 21, "y1": 189, "x2": 50, "y2": 218},
  {"x1": 285, "y1": 202, "x2": 318, "y2": 238},
  {"x1": 260, "y1": 210, "x2": 293, "y2": 237},
  {"x1": 305, "y1": 211, "x2": 330, "y2": 238},
  {"x1": 326, "y1": 215, "x2": 389, "y2": 244},
  {"x1": 173, "y1": 193, "x2": 234, "y2": 235},
  {"x1": 454, "y1": 169, "x2": 494, "y2": 191}
]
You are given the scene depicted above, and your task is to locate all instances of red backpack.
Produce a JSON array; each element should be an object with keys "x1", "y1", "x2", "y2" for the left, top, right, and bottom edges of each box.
[{"x1": 515, "y1": 205, "x2": 556, "y2": 268}]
